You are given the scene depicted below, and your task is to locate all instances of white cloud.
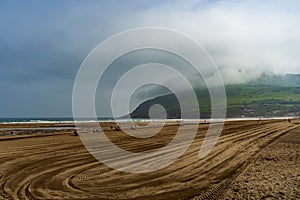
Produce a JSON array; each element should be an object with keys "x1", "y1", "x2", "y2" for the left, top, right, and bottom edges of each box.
[{"x1": 115, "y1": 0, "x2": 300, "y2": 78}]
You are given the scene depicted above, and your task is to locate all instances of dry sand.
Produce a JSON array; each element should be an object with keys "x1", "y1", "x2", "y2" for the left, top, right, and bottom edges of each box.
[
  {"x1": 0, "y1": 119, "x2": 299, "y2": 199},
  {"x1": 223, "y1": 121, "x2": 300, "y2": 200}
]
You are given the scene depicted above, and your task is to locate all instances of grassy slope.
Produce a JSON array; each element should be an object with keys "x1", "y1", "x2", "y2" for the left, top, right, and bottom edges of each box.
[
  {"x1": 130, "y1": 84, "x2": 300, "y2": 118},
  {"x1": 225, "y1": 85, "x2": 300, "y2": 117}
]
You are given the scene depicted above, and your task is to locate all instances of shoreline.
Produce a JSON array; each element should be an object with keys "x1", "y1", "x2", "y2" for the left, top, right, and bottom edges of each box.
[{"x1": 0, "y1": 116, "x2": 298, "y2": 125}]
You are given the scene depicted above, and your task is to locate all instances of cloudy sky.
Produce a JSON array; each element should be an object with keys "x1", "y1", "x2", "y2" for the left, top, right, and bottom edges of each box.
[{"x1": 1, "y1": 0, "x2": 300, "y2": 118}]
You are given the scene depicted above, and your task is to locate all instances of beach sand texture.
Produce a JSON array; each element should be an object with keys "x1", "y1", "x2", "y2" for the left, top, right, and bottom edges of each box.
[{"x1": 0, "y1": 119, "x2": 299, "y2": 199}]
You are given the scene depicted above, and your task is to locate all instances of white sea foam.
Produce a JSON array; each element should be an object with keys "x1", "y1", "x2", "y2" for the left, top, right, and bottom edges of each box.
[{"x1": 0, "y1": 116, "x2": 298, "y2": 125}]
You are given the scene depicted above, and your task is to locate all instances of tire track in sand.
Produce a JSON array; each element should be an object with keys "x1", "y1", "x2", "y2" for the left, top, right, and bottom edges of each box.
[{"x1": 0, "y1": 120, "x2": 298, "y2": 199}]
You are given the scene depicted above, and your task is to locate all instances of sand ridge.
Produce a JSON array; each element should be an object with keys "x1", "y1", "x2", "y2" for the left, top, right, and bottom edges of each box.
[{"x1": 0, "y1": 120, "x2": 299, "y2": 199}]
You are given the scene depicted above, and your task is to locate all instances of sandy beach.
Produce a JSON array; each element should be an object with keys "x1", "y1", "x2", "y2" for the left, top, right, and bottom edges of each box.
[{"x1": 0, "y1": 119, "x2": 299, "y2": 199}]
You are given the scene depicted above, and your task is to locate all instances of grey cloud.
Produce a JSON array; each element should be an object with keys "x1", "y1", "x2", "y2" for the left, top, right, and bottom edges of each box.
[
  {"x1": 116, "y1": 0, "x2": 300, "y2": 76},
  {"x1": 1, "y1": 0, "x2": 300, "y2": 117}
]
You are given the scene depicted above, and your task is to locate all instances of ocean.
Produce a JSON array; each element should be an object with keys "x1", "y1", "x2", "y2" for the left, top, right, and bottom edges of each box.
[{"x1": 0, "y1": 117, "x2": 113, "y2": 124}]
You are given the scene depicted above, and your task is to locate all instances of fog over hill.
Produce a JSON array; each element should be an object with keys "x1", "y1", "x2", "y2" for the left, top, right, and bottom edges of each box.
[{"x1": 129, "y1": 73, "x2": 300, "y2": 119}]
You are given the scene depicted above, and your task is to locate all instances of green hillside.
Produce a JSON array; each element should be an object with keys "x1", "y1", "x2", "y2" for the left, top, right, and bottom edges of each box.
[{"x1": 130, "y1": 74, "x2": 300, "y2": 119}]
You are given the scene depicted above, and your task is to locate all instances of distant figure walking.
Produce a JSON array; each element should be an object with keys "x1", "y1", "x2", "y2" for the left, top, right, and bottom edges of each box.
[
  {"x1": 114, "y1": 126, "x2": 121, "y2": 131},
  {"x1": 288, "y1": 119, "x2": 291, "y2": 123},
  {"x1": 130, "y1": 124, "x2": 137, "y2": 130},
  {"x1": 73, "y1": 129, "x2": 79, "y2": 136},
  {"x1": 258, "y1": 118, "x2": 262, "y2": 124},
  {"x1": 109, "y1": 125, "x2": 121, "y2": 131}
]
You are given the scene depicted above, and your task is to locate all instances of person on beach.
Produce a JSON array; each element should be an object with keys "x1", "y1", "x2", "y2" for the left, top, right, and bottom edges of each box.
[
  {"x1": 131, "y1": 124, "x2": 137, "y2": 130},
  {"x1": 114, "y1": 126, "x2": 121, "y2": 131},
  {"x1": 73, "y1": 129, "x2": 78, "y2": 136}
]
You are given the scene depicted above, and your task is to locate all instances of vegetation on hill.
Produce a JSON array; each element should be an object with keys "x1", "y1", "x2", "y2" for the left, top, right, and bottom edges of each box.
[{"x1": 130, "y1": 74, "x2": 300, "y2": 118}]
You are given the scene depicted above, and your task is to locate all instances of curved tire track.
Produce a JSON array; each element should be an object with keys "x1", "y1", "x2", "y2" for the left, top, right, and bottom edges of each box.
[{"x1": 0, "y1": 120, "x2": 298, "y2": 199}]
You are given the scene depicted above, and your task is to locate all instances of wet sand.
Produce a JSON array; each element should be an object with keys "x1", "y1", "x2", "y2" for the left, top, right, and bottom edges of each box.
[{"x1": 0, "y1": 119, "x2": 299, "y2": 199}]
